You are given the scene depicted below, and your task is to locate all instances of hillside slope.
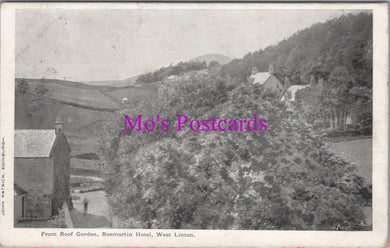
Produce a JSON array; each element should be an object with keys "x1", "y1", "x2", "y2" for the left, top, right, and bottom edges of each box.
[
  {"x1": 221, "y1": 12, "x2": 372, "y2": 87},
  {"x1": 16, "y1": 78, "x2": 123, "y2": 111},
  {"x1": 16, "y1": 78, "x2": 158, "y2": 111},
  {"x1": 220, "y1": 12, "x2": 372, "y2": 133},
  {"x1": 15, "y1": 94, "x2": 110, "y2": 133},
  {"x1": 82, "y1": 75, "x2": 139, "y2": 88}
]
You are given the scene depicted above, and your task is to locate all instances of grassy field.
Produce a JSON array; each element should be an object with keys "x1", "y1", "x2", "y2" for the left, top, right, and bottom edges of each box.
[
  {"x1": 15, "y1": 78, "x2": 158, "y2": 157},
  {"x1": 328, "y1": 138, "x2": 372, "y2": 184},
  {"x1": 103, "y1": 84, "x2": 158, "y2": 105},
  {"x1": 24, "y1": 80, "x2": 123, "y2": 110},
  {"x1": 17, "y1": 78, "x2": 158, "y2": 111},
  {"x1": 15, "y1": 95, "x2": 111, "y2": 133}
]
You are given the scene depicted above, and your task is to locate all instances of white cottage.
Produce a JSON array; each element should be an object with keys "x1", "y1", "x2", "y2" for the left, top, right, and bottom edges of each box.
[{"x1": 248, "y1": 64, "x2": 285, "y2": 98}]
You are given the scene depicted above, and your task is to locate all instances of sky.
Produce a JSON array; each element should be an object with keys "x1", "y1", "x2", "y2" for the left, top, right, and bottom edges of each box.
[{"x1": 16, "y1": 8, "x2": 361, "y2": 82}]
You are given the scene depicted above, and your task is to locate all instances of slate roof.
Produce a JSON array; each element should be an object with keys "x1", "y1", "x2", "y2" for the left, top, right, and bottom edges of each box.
[
  {"x1": 14, "y1": 130, "x2": 57, "y2": 158},
  {"x1": 249, "y1": 72, "x2": 272, "y2": 85},
  {"x1": 167, "y1": 75, "x2": 178, "y2": 80}
]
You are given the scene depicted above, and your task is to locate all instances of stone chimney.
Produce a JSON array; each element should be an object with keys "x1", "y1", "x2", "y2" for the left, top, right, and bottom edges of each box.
[
  {"x1": 251, "y1": 66, "x2": 258, "y2": 75},
  {"x1": 268, "y1": 64, "x2": 275, "y2": 75},
  {"x1": 55, "y1": 117, "x2": 63, "y2": 135}
]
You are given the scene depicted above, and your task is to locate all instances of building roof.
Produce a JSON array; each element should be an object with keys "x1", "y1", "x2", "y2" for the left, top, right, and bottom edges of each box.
[
  {"x1": 249, "y1": 72, "x2": 272, "y2": 85},
  {"x1": 282, "y1": 84, "x2": 310, "y2": 101},
  {"x1": 167, "y1": 75, "x2": 178, "y2": 80},
  {"x1": 14, "y1": 183, "x2": 27, "y2": 195},
  {"x1": 15, "y1": 130, "x2": 57, "y2": 158}
]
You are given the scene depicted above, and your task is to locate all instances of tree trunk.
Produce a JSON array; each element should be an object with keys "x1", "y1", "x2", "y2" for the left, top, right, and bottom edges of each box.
[
  {"x1": 339, "y1": 110, "x2": 344, "y2": 129},
  {"x1": 334, "y1": 107, "x2": 340, "y2": 129},
  {"x1": 336, "y1": 108, "x2": 342, "y2": 129},
  {"x1": 331, "y1": 108, "x2": 336, "y2": 129},
  {"x1": 343, "y1": 110, "x2": 348, "y2": 127}
]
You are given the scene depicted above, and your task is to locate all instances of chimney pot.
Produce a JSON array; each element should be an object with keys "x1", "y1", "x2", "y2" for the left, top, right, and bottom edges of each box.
[
  {"x1": 268, "y1": 64, "x2": 275, "y2": 75},
  {"x1": 251, "y1": 66, "x2": 258, "y2": 75},
  {"x1": 55, "y1": 118, "x2": 63, "y2": 135}
]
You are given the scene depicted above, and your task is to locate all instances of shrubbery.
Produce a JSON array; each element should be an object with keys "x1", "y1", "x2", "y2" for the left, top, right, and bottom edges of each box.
[{"x1": 99, "y1": 74, "x2": 369, "y2": 230}]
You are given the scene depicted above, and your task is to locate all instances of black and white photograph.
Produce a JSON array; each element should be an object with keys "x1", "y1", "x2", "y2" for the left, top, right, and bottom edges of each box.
[{"x1": 0, "y1": 2, "x2": 388, "y2": 248}]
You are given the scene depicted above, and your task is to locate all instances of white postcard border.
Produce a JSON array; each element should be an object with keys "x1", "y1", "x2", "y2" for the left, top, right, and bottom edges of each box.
[{"x1": 0, "y1": 2, "x2": 388, "y2": 248}]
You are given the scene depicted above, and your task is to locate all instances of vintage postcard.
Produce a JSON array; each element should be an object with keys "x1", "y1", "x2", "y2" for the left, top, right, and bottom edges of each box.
[{"x1": 0, "y1": 2, "x2": 388, "y2": 247}]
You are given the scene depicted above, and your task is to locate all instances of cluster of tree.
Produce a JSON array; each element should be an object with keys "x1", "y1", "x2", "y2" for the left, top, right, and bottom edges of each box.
[
  {"x1": 99, "y1": 74, "x2": 370, "y2": 230},
  {"x1": 16, "y1": 79, "x2": 30, "y2": 95},
  {"x1": 295, "y1": 66, "x2": 372, "y2": 132},
  {"x1": 16, "y1": 78, "x2": 49, "y2": 96},
  {"x1": 136, "y1": 61, "x2": 208, "y2": 83}
]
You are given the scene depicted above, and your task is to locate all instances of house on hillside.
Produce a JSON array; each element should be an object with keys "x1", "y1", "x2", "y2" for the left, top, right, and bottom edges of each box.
[
  {"x1": 280, "y1": 84, "x2": 310, "y2": 111},
  {"x1": 197, "y1": 70, "x2": 209, "y2": 76},
  {"x1": 248, "y1": 64, "x2": 285, "y2": 98},
  {"x1": 14, "y1": 119, "x2": 71, "y2": 222},
  {"x1": 167, "y1": 75, "x2": 178, "y2": 80},
  {"x1": 121, "y1": 97, "x2": 129, "y2": 104}
]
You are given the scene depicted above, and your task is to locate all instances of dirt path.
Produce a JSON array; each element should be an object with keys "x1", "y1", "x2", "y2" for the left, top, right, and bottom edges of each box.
[{"x1": 70, "y1": 190, "x2": 112, "y2": 228}]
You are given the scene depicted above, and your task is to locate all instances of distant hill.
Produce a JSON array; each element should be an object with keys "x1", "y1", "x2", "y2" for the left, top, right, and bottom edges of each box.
[
  {"x1": 190, "y1": 54, "x2": 233, "y2": 65},
  {"x1": 82, "y1": 75, "x2": 139, "y2": 88},
  {"x1": 79, "y1": 54, "x2": 232, "y2": 87},
  {"x1": 89, "y1": 54, "x2": 233, "y2": 86}
]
